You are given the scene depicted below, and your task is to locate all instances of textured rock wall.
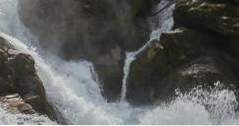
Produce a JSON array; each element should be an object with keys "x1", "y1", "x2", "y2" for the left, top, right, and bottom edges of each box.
[
  {"x1": 0, "y1": 36, "x2": 56, "y2": 121},
  {"x1": 17, "y1": 0, "x2": 154, "y2": 101},
  {"x1": 127, "y1": 0, "x2": 239, "y2": 105}
]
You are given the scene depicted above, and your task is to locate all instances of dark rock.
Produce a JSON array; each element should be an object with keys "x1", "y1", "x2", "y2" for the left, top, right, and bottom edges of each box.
[
  {"x1": 230, "y1": 0, "x2": 239, "y2": 4},
  {"x1": 91, "y1": 45, "x2": 124, "y2": 101},
  {"x1": 172, "y1": 0, "x2": 239, "y2": 75},
  {"x1": 18, "y1": 0, "x2": 152, "y2": 102},
  {"x1": 0, "y1": 36, "x2": 56, "y2": 120},
  {"x1": 154, "y1": 56, "x2": 238, "y2": 103},
  {"x1": 127, "y1": 28, "x2": 239, "y2": 105},
  {"x1": 129, "y1": 0, "x2": 155, "y2": 17},
  {"x1": 174, "y1": 0, "x2": 239, "y2": 38},
  {"x1": 95, "y1": 64, "x2": 124, "y2": 101},
  {"x1": 17, "y1": 0, "x2": 150, "y2": 56}
]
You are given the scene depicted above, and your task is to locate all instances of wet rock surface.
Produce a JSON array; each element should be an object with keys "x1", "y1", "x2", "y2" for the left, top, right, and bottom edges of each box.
[
  {"x1": 0, "y1": 36, "x2": 56, "y2": 120},
  {"x1": 17, "y1": 0, "x2": 154, "y2": 102},
  {"x1": 17, "y1": 0, "x2": 239, "y2": 106},
  {"x1": 17, "y1": 0, "x2": 154, "y2": 62},
  {"x1": 174, "y1": 0, "x2": 239, "y2": 37},
  {"x1": 127, "y1": 29, "x2": 239, "y2": 104},
  {"x1": 127, "y1": 0, "x2": 239, "y2": 105}
]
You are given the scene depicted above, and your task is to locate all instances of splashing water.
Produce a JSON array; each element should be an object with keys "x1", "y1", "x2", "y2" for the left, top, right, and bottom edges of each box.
[
  {"x1": 2, "y1": 33, "x2": 239, "y2": 124},
  {"x1": 0, "y1": 107, "x2": 56, "y2": 125},
  {"x1": 0, "y1": 0, "x2": 239, "y2": 125},
  {"x1": 140, "y1": 83, "x2": 239, "y2": 125}
]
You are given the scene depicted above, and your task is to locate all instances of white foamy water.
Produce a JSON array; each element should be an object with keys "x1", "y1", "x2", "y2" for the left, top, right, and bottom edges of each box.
[
  {"x1": 140, "y1": 82, "x2": 239, "y2": 125},
  {"x1": 0, "y1": 0, "x2": 239, "y2": 125},
  {"x1": 0, "y1": 107, "x2": 56, "y2": 125}
]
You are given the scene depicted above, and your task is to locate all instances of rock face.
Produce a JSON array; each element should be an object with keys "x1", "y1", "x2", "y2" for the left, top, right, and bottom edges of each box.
[
  {"x1": 174, "y1": 0, "x2": 239, "y2": 37},
  {"x1": 17, "y1": 0, "x2": 154, "y2": 101},
  {"x1": 17, "y1": 0, "x2": 153, "y2": 56},
  {"x1": 17, "y1": 0, "x2": 162, "y2": 101},
  {"x1": 232, "y1": 0, "x2": 239, "y2": 4},
  {"x1": 127, "y1": 0, "x2": 239, "y2": 105},
  {"x1": 0, "y1": 36, "x2": 55, "y2": 120},
  {"x1": 174, "y1": 0, "x2": 239, "y2": 57},
  {"x1": 18, "y1": 0, "x2": 239, "y2": 106},
  {"x1": 127, "y1": 29, "x2": 239, "y2": 104}
]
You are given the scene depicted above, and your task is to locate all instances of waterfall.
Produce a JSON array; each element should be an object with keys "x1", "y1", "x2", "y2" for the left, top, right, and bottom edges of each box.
[
  {"x1": 0, "y1": 0, "x2": 239, "y2": 125},
  {"x1": 120, "y1": 0, "x2": 175, "y2": 101}
]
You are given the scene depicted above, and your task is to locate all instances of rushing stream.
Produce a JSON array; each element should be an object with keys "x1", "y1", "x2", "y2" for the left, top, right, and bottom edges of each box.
[{"x1": 0, "y1": 0, "x2": 239, "y2": 125}]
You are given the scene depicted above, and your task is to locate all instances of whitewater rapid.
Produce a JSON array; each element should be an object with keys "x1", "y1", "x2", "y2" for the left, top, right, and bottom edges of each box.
[{"x1": 0, "y1": 0, "x2": 239, "y2": 125}]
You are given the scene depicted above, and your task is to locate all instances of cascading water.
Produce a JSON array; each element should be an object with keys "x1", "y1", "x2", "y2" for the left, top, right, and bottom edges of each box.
[
  {"x1": 120, "y1": 0, "x2": 175, "y2": 101},
  {"x1": 0, "y1": 0, "x2": 239, "y2": 125}
]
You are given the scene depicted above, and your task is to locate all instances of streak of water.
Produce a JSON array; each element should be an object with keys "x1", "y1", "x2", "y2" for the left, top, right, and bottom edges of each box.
[
  {"x1": 0, "y1": 0, "x2": 239, "y2": 125},
  {"x1": 120, "y1": 0, "x2": 175, "y2": 101}
]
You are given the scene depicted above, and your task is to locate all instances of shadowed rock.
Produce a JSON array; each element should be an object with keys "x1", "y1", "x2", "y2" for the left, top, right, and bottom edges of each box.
[
  {"x1": 17, "y1": 0, "x2": 153, "y2": 101},
  {"x1": 0, "y1": 36, "x2": 56, "y2": 121},
  {"x1": 127, "y1": 29, "x2": 239, "y2": 105}
]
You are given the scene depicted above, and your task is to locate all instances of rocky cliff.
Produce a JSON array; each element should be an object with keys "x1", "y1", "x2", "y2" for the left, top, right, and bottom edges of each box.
[
  {"x1": 17, "y1": 0, "x2": 239, "y2": 106},
  {"x1": 0, "y1": 36, "x2": 56, "y2": 120},
  {"x1": 127, "y1": 0, "x2": 239, "y2": 105},
  {"x1": 17, "y1": 0, "x2": 156, "y2": 101}
]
